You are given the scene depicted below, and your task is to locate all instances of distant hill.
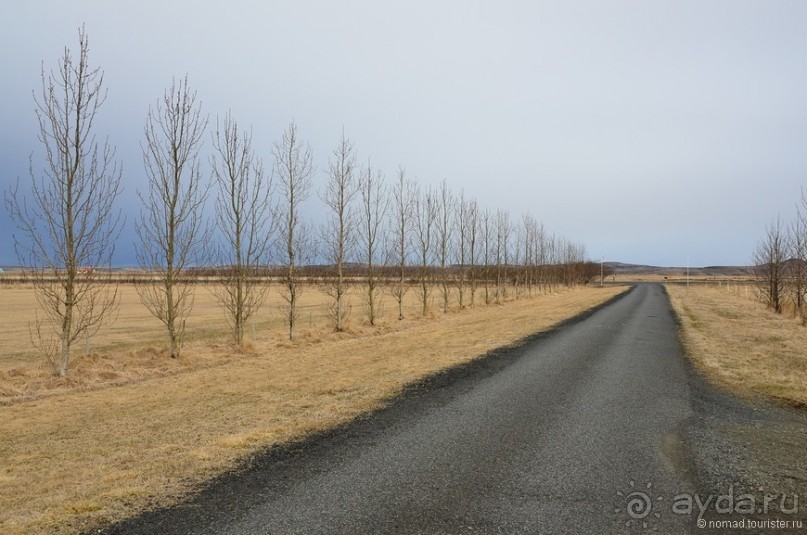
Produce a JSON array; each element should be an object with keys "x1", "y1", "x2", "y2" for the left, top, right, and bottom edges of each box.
[{"x1": 604, "y1": 262, "x2": 753, "y2": 277}]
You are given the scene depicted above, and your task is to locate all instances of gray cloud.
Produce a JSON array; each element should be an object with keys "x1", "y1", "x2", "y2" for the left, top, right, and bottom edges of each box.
[{"x1": 2, "y1": 0, "x2": 806, "y2": 267}]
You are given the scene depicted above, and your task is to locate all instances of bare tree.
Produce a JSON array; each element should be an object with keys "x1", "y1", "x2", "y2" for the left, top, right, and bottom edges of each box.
[
  {"x1": 388, "y1": 167, "x2": 415, "y2": 320},
  {"x1": 435, "y1": 179, "x2": 455, "y2": 313},
  {"x1": 136, "y1": 76, "x2": 208, "y2": 358},
  {"x1": 466, "y1": 199, "x2": 480, "y2": 306},
  {"x1": 5, "y1": 27, "x2": 122, "y2": 376},
  {"x1": 521, "y1": 213, "x2": 537, "y2": 297},
  {"x1": 559, "y1": 237, "x2": 571, "y2": 286},
  {"x1": 563, "y1": 240, "x2": 587, "y2": 286},
  {"x1": 321, "y1": 130, "x2": 358, "y2": 332},
  {"x1": 535, "y1": 222, "x2": 547, "y2": 294},
  {"x1": 753, "y1": 216, "x2": 787, "y2": 314},
  {"x1": 273, "y1": 121, "x2": 314, "y2": 340},
  {"x1": 480, "y1": 207, "x2": 493, "y2": 304},
  {"x1": 544, "y1": 232, "x2": 557, "y2": 294},
  {"x1": 502, "y1": 211, "x2": 513, "y2": 299},
  {"x1": 513, "y1": 218, "x2": 525, "y2": 300},
  {"x1": 210, "y1": 112, "x2": 274, "y2": 347},
  {"x1": 495, "y1": 209, "x2": 512, "y2": 302},
  {"x1": 359, "y1": 160, "x2": 388, "y2": 325},
  {"x1": 413, "y1": 184, "x2": 438, "y2": 315},
  {"x1": 454, "y1": 190, "x2": 469, "y2": 308},
  {"x1": 789, "y1": 189, "x2": 807, "y2": 321}
]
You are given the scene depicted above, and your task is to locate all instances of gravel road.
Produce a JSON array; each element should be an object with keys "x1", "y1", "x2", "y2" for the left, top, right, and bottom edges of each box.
[{"x1": 102, "y1": 284, "x2": 807, "y2": 534}]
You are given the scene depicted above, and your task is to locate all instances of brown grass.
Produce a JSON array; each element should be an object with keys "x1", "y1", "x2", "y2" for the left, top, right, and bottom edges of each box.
[
  {"x1": 0, "y1": 283, "x2": 500, "y2": 400},
  {"x1": 0, "y1": 284, "x2": 627, "y2": 534},
  {"x1": 0, "y1": 282, "x2": 357, "y2": 370},
  {"x1": 612, "y1": 274, "x2": 754, "y2": 283},
  {"x1": 667, "y1": 283, "x2": 807, "y2": 407}
]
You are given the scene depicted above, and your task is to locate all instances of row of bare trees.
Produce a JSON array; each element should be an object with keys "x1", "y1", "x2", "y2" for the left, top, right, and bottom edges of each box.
[
  {"x1": 263, "y1": 131, "x2": 597, "y2": 340},
  {"x1": 753, "y1": 188, "x2": 807, "y2": 322},
  {"x1": 4, "y1": 29, "x2": 597, "y2": 376}
]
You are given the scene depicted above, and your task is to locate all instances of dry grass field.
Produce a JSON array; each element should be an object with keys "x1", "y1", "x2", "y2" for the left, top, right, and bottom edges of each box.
[
  {"x1": 612, "y1": 274, "x2": 754, "y2": 284},
  {"x1": 0, "y1": 283, "x2": 371, "y2": 400},
  {"x1": 667, "y1": 283, "x2": 807, "y2": 407},
  {"x1": 0, "y1": 282, "x2": 400, "y2": 369},
  {"x1": 0, "y1": 283, "x2": 510, "y2": 400},
  {"x1": 0, "y1": 283, "x2": 627, "y2": 534}
]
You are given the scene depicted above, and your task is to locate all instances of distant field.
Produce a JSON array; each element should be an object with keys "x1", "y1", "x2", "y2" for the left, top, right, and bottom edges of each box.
[
  {"x1": 0, "y1": 281, "x2": 465, "y2": 370},
  {"x1": 605, "y1": 261, "x2": 754, "y2": 281},
  {"x1": 667, "y1": 283, "x2": 807, "y2": 407},
  {"x1": 1, "y1": 283, "x2": 307, "y2": 365},
  {"x1": 0, "y1": 283, "x2": 627, "y2": 534},
  {"x1": 611, "y1": 274, "x2": 755, "y2": 283},
  {"x1": 0, "y1": 281, "x2": 532, "y2": 400}
]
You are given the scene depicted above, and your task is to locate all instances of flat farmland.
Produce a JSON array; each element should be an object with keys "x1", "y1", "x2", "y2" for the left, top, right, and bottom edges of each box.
[
  {"x1": 1, "y1": 281, "x2": 487, "y2": 397},
  {"x1": 0, "y1": 282, "x2": 406, "y2": 369}
]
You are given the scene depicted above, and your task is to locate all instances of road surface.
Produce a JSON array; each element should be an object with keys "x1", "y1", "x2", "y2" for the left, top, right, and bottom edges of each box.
[{"x1": 104, "y1": 284, "x2": 807, "y2": 534}]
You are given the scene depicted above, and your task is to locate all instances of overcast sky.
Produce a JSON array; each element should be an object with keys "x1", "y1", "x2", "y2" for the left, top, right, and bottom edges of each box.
[{"x1": 2, "y1": 0, "x2": 806, "y2": 267}]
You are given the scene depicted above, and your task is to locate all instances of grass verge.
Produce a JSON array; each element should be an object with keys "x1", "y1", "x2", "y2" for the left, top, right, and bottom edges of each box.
[
  {"x1": 667, "y1": 284, "x2": 807, "y2": 408},
  {"x1": 0, "y1": 285, "x2": 627, "y2": 535}
]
